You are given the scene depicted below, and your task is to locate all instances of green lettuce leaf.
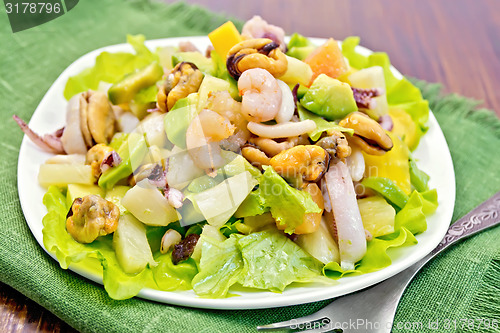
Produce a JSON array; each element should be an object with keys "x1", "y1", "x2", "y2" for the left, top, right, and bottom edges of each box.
[
  {"x1": 420, "y1": 189, "x2": 439, "y2": 215},
  {"x1": 234, "y1": 188, "x2": 269, "y2": 218},
  {"x1": 395, "y1": 190, "x2": 437, "y2": 235},
  {"x1": 387, "y1": 77, "x2": 423, "y2": 104},
  {"x1": 237, "y1": 230, "x2": 325, "y2": 292},
  {"x1": 341, "y1": 36, "x2": 369, "y2": 69},
  {"x1": 42, "y1": 186, "x2": 157, "y2": 300},
  {"x1": 152, "y1": 252, "x2": 198, "y2": 291},
  {"x1": 219, "y1": 217, "x2": 243, "y2": 237},
  {"x1": 324, "y1": 227, "x2": 417, "y2": 279},
  {"x1": 191, "y1": 234, "x2": 243, "y2": 298},
  {"x1": 286, "y1": 33, "x2": 315, "y2": 60},
  {"x1": 64, "y1": 34, "x2": 158, "y2": 100},
  {"x1": 394, "y1": 100, "x2": 430, "y2": 133},
  {"x1": 259, "y1": 166, "x2": 321, "y2": 233},
  {"x1": 298, "y1": 105, "x2": 354, "y2": 141},
  {"x1": 288, "y1": 33, "x2": 312, "y2": 48}
]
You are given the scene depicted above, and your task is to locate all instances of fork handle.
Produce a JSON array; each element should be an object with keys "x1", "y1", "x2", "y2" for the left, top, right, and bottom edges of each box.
[
  {"x1": 430, "y1": 190, "x2": 500, "y2": 256},
  {"x1": 383, "y1": 190, "x2": 500, "y2": 306},
  {"x1": 356, "y1": 191, "x2": 500, "y2": 333}
]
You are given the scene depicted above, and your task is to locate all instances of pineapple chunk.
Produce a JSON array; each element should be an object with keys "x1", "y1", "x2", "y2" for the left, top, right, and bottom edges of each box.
[
  {"x1": 348, "y1": 66, "x2": 386, "y2": 88},
  {"x1": 122, "y1": 180, "x2": 180, "y2": 226},
  {"x1": 295, "y1": 219, "x2": 340, "y2": 265},
  {"x1": 358, "y1": 196, "x2": 395, "y2": 237},
  {"x1": 113, "y1": 213, "x2": 156, "y2": 274},
  {"x1": 66, "y1": 184, "x2": 104, "y2": 208},
  {"x1": 38, "y1": 164, "x2": 93, "y2": 188},
  {"x1": 278, "y1": 55, "x2": 313, "y2": 87},
  {"x1": 363, "y1": 132, "x2": 411, "y2": 194},
  {"x1": 208, "y1": 21, "x2": 242, "y2": 58},
  {"x1": 348, "y1": 66, "x2": 389, "y2": 118}
]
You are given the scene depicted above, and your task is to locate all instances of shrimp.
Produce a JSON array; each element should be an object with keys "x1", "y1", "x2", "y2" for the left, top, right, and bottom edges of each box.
[
  {"x1": 206, "y1": 91, "x2": 250, "y2": 148},
  {"x1": 238, "y1": 68, "x2": 282, "y2": 123},
  {"x1": 13, "y1": 115, "x2": 65, "y2": 154},
  {"x1": 185, "y1": 109, "x2": 235, "y2": 172}
]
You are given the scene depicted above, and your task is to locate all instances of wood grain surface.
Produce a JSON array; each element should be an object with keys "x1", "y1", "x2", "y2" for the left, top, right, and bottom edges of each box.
[{"x1": 2, "y1": 1, "x2": 499, "y2": 332}]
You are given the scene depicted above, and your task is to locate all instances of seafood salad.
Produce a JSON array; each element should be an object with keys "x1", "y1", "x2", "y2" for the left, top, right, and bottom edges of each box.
[{"x1": 16, "y1": 16, "x2": 438, "y2": 299}]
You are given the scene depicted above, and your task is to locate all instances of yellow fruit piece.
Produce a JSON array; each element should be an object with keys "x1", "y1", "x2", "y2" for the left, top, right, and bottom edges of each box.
[
  {"x1": 389, "y1": 107, "x2": 419, "y2": 151},
  {"x1": 363, "y1": 132, "x2": 411, "y2": 194},
  {"x1": 358, "y1": 196, "x2": 395, "y2": 237},
  {"x1": 208, "y1": 21, "x2": 243, "y2": 59}
]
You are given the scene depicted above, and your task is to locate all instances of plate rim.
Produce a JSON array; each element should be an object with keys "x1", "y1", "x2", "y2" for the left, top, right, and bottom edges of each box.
[{"x1": 17, "y1": 36, "x2": 456, "y2": 310}]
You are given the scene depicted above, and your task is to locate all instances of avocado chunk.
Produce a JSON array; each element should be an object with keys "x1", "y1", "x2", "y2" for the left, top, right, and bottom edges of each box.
[
  {"x1": 108, "y1": 61, "x2": 163, "y2": 105},
  {"x1": 300, "y1": 74, "x2": 358, "y2": 120}
]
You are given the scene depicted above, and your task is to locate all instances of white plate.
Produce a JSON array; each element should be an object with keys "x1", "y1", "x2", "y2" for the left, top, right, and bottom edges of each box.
[{"x1": 17, "y1": 36, "x2": 455, "y2": 310}]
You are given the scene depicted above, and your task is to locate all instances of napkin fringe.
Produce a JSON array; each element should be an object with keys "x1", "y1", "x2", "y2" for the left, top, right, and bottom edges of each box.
[{"x1": 466, "y1": 259, "x2": 500, "y2": 322}]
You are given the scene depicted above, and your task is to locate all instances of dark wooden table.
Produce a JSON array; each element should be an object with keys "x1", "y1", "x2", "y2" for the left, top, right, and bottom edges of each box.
[{"x1": 2, "y1": 0, "x2": 499, "y2": 332}]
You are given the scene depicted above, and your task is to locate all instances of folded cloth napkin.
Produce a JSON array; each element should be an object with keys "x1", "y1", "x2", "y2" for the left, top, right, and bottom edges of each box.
[{"x1": 0, "y1": 1, "x2": 499, "y2": 332}]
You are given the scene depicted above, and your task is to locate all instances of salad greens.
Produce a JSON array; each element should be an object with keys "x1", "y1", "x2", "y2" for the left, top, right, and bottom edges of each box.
[
  {"x1": 37, "y1": 19, "x2": 440, "y2": 301},
  {"x1": 258, "y1": 166, "x2": 322, "y2": 234},
  {"x1": 192, "y1": 234, "x2": 243, "y2": 297},
  {"x1": 236, "y1": 230, "x2": 325, "y2": 292},
  {"x1": 64, "y1": 35, "x2": 158, "y2": 100}
]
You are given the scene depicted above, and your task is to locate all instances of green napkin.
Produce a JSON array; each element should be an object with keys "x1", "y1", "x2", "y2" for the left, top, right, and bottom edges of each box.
[{"x1": 1, "y1": 1, "x2": 499, "y2": 332}]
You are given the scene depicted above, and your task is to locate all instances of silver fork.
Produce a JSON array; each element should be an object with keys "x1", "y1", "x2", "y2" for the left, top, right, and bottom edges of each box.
[{"x1": 257, "y1": 191, "x2": 500, "y2": 333}]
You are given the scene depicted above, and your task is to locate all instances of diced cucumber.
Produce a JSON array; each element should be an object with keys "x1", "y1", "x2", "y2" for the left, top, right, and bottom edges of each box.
[
  {"x1": 113, "y1": 213, "x2": 156, "y2": 274},
  {"x1": 38, "y1": 164, "x2": 93, "y2": 188},
  {"x1": 66, "y1": 184, "x2": 105, "y2": 208},
  {"x1": 358, "y1": 195, "x2": 396, "y2": 237},
  {"x1": 122, "y1": 179, "x2": 180, "y2": 226}
]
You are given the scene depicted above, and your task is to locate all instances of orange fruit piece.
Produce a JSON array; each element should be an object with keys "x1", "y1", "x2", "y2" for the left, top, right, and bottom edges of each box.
[{"x1": 305, "y1": 38, "x2": 349, "y2": 85}]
